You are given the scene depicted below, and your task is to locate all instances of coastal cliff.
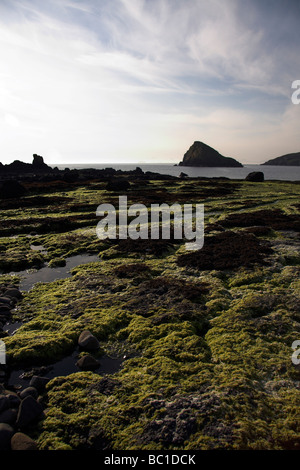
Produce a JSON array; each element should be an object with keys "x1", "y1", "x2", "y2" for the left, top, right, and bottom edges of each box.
[{"x1": 262, "y1": 152, "x2": 300, "y2": 166}]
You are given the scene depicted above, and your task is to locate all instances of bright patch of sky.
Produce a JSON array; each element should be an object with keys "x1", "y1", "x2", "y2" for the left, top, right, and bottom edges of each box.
[{"x1": 0, "y1": 0, "x2": 300, "y2": 165}]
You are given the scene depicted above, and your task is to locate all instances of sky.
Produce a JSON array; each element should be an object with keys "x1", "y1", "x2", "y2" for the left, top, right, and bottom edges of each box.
[{"x1": 1, "y1": 0, "x2": 300, "y2": 165}]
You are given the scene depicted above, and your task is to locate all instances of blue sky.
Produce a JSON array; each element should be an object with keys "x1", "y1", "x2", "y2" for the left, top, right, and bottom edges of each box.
[{"x1": 0, "y1": 0, "x2": 300, "y2": 165}]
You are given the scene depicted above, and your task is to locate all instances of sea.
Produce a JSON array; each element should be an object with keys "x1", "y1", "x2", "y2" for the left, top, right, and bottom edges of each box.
[{"x1": 54, "y1": 163, "x2": 300, "y2": 182}]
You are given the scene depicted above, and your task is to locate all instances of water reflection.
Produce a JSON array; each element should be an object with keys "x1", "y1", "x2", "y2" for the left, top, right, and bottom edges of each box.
[{"x1": 12, "y1": 253, "x2": 100, "y2": 292}]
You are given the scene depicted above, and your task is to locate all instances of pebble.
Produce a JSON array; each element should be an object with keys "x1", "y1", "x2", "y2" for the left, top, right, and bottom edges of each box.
[{"x1": 76, "y1": 355, "x2": 100, "y2": 371}]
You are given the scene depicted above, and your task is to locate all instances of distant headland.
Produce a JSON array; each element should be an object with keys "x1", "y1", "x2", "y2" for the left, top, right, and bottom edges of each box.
[{"x1": 261, "y1": 152, "x2": 300, "y2": 166}]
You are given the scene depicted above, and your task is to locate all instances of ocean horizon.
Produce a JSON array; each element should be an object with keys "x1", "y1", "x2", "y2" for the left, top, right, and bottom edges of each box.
[{"x1": 53, "y1": 163, "x2": 300, "y2": 181}]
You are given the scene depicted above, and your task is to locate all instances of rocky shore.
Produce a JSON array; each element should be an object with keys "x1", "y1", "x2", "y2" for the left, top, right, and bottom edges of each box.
[{"x1": 0, "y1": 161, "x2": 299, "y2": 450}]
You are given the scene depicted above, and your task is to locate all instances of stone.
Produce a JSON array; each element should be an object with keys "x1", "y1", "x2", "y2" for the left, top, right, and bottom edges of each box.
[
  {"x1": 0, "y1": 297, "x2": 14, "y2": 305},
  {"x1": 0, "y1": 304, "x2": 11, "y2": 314},
  {"x1": 245, "y1": 171, "x2": 264, "y2": 182},
  {"x1": 0, "y1": 408, "x2": 17, "y2": 425},
  {"x1": 76, "y1": 355, "x2": 100, "y2": 371},
  {"x1": 4, "y1": 288, "x2": 22, "y2": 300},
  {"x1": 29, "y1": 375, "x2": 49, "y2": 392},
  {"x1": 20, "y1": 387, "x2": 38, "y2": 400},
  {"x1": 16, "y1": 395, "x2": 44, "y2": 429},
  {"x1": 11, "y1": 432, "x2": 38, "y2": 450},
  {"x1": 78, "y1": 330, "x2": 100, "y2": 351},
  {"x1": 7, "y1": 393, "x2": 21, "y2": 409},
  {"x1": 0, "y1": 423, "x2": 14, "y2": 450},
  {"x1": 0, "y1": 394, "x2": 10, "y2": 412}
]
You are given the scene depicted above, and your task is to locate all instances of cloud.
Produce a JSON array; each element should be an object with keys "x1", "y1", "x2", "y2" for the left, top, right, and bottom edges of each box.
[{"x1": 0, "y1": 0, "x2": 299, "y2": 164}]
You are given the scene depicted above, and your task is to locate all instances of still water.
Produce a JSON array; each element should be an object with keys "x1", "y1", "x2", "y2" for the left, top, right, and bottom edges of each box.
[{"x1": 55, "y1": 163, "x2": 300, "y2": 181}]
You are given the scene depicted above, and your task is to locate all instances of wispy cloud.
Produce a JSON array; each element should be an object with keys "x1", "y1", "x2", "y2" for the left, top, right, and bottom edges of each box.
[{"x1": 0, "y1": 0, "x2": 299, "y2": 164}]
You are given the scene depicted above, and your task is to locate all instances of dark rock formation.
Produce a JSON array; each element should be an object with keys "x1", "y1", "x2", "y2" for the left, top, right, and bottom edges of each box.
[
  {"x1": 0, "y1": 154, "x2": 53, "y2": 175},
  {"x1": 179, "y1": 141, "x2": 243, "y2": 168},
  {"x1": 245, "y1": 171, "x2": 264, "y2": 182},
  {"x1": 32, "y1": 154, "x2": 46, "y2": 167},
  {"x1": 262, "y1": 152, "x2": 300, "y2": 166}
]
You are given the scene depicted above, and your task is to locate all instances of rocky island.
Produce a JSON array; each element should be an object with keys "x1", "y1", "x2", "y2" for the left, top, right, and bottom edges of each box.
[
  {"x1": 178, "y1": 141, "x2": 243, "y2": 167},
  {"x1": 262, "y1": 152, "x2": 300, "y2": 166}
]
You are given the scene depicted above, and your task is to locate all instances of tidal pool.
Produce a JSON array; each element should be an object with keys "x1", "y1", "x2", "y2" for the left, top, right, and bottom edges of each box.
[
  {"x1": 7, "y1": 349, "x2": 124, "y2": 389},
  {"x1": 12, "y1": 253, "x2": 100, "y2": 292}
]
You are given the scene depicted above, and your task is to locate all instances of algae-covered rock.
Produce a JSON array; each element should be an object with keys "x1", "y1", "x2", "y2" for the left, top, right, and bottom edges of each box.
[{"x1": 0, "y1": 172, "x2": 299, "y2": 451}]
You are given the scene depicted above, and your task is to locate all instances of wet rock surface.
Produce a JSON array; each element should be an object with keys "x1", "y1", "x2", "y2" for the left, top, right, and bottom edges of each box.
[
  {"x1": 0, "y1": 383, "x2": 43, "y2": 450},
  {"x1": 0, "y1": 172, "x2": 299, "y2": 451}
]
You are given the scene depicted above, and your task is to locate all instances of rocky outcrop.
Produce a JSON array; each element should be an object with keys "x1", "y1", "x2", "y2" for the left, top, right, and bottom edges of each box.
[
  {"x1": 0, "y1": 154, "x2": 53, "y2": 175},
  {"x1": 261, "y1": 152, "x2": 300, "y2": 166},
  {"x1": 179, "y1": 141, "x2": 243, "y2": 168}
]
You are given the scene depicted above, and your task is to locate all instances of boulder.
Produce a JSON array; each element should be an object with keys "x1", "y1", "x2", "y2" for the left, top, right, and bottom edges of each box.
[
  {"x1": 245, "y1": 171, "x2": 264, "y2": 182},
  {"x1": 76, "y1": 355, "x2": 100, "y2": 371},
  {"x1": 0, "y1": 394, "x2": 10, "y2": 413},
  {"x1": 29, "y1": 375, "x2": 49, "y2": 393},
  {"x1": 11, "y1": 432, "x2": 38, "y2": 450},
  {"x1": 4, "y1": 288, "x2": 22, "y2": 300},
  {"x1": 16, "y1": 396, "x2": 44, "y2": 429},
  {"x1": 20, "y1": 387, "x2": 39, "y2": 400},
  {"x1": 6, "y1": 393, "x2": 21, "y2": 409},
  {"x1": 0, "y1": 408, "x2": 17, "y2": 425},
  {"x1": 78, "y1": 330, "x2": 100, "y2": 351},
  {"x1": 0, "y1": 296, "x2": 14, "y2": 306},
  {"x1": 0, "y1": 423, "x2": 14, "y2": 450}
]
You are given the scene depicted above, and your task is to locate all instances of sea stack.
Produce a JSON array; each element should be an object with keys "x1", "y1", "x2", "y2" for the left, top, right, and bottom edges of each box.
[{"x1": 179, "y1": 141, "x2": 243, "y2": 167}]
